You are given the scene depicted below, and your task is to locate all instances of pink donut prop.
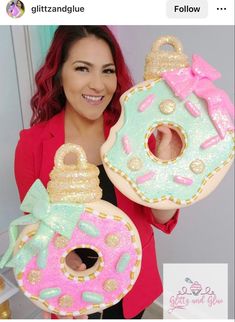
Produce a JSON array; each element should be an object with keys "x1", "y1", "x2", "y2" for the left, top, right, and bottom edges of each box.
[
  {"x1": 0, "y1": 144, "x2": 142, "y2": 316},
  {"x1": 101, "y1": 36, "x2": 234, "y2": 209}
]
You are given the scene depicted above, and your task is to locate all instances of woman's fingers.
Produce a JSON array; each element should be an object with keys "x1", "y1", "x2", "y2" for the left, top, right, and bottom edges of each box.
[
  {"x1": 78, "y1": 263, "x2": 87, "y2": 271},
  {"x1": 155, "y1": 126, "x2": 172, "y2": 159},
  {"x1": 155, "y1": 125, "x2": 183, "y2": 159},
  {"x1": 66, "y1": 251, "x2": 87, "y2": 271},
  {"x1": 157, "y1": 125, "x2": 172, "y2": 147}
]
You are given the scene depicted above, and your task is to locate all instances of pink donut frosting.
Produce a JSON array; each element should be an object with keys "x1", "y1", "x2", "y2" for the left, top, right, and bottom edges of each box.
[{"x1": 16, "y1": 207, "x2": 141, "y2": 316}]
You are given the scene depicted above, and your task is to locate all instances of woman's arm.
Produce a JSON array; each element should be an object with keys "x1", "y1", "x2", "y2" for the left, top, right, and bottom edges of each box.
[
  {"x1": 151, "y1": 208, "x2": 178, "y2": 224},
  {"x1": 150, "y1": 125, "x2": 182, "y2": 224},
  {"x1": 14, "y1": 130, "x2": 36, "y2": 202}
]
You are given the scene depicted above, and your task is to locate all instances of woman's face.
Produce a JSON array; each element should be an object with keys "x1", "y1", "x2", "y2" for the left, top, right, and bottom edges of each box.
[{"x1": 61, "y1": 35, "x2": 117, "y2": 121}]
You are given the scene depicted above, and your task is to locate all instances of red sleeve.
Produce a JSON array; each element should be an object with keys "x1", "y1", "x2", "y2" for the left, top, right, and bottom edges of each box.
[
  {"x1": 143, "y1": 206, "x2": 180, "y2": 234},
  {"x1": 14, "y1": 130, "x2": 36, "y2": 203}
]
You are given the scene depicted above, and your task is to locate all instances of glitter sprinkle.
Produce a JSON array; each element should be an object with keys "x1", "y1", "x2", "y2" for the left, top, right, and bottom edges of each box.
[
  {"x1": 190, "y1": 159, "x2": 205, "y2": 174},
  {"x1": 174, "y1": 175, "x2": 193, "y2": 186},
  {"x1": 122, "y1": 135, "x2": 132, "y2": 154},
  {"x1": 127, "y1": 157, "x2": 143, "y2": 171},
  {"x1": 185, "y1": 101, "x2": 200, "y2": 117},
  {"x1": 138, "y1": 94, "x2": 155, "y2": 112},
  {"x1": 54, "y1": 236, "x2": 69, "y2": 249},
  {"x1": 200, "y1": 135, "x2": 221, "y2": 149},
  {"x1": 159, "y1": 99, "x2": 176, "y2": 114},
  {"x1": 105, "y1": 234, "x2": 120, "y2": 247},
  {"x1": 136, "y1": 171, "x2": 155, "y2": 184},
  {"x1": 27, "y1": 270, "x2": 41, "y2": 284},
  {"x1": 59, "y1": 295, "x2": 74, "y2": 308},
  {"x1": 103, "y1": 279, "x2": 118, "y2": 292}
]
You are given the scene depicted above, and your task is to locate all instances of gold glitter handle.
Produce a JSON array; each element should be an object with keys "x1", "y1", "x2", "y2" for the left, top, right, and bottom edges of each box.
[
  {"x1": 144, "y1": 35, "x2": 189, "y2": 80},
  {"x1": 47, "y1": 144, "x2": 102, "y2": 203},
  {"x1": 55, "y1": 143, "x2": 88, "y2": 170},
  {"x1": 151, "y1": 35, "x2": 183, "y2": 54}
]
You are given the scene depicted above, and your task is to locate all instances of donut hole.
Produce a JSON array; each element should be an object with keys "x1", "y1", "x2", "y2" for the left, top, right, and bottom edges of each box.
[
  {"x1": 65, "y1": 248, "x2": 101, "y2": 276},
  {"x1": 148, "y1": 125, "x2": 185, "y2": 161},
  {"x1": 73, "y1": 248, "x2": 98, "y2": 269}
]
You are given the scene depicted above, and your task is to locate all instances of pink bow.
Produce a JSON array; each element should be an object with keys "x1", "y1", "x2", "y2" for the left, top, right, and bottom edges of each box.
[{"x1": 162, "y1": 55, "x2": 234, "y2": 139}]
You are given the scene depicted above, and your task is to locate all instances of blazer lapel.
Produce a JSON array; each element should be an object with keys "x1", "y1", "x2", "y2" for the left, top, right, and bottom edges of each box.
[{"x1": 39, "y1": 111, "x2": 65, "y2": 187}]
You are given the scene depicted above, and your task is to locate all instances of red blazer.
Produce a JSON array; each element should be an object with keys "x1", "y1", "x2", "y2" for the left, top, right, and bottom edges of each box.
[{"x1": 14, "y1": 110, "x2": 179, "y2": 318}]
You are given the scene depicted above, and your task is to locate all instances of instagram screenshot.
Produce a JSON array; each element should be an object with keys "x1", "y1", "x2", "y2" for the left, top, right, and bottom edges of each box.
[{"x1": 0, "y1": 0, "x2": 234, "y2": 320}]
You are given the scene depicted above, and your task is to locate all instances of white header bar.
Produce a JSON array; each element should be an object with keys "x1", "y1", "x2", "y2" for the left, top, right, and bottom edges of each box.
[{"x1": 0, "y1": 0, "x2": 234, "y2": 25}]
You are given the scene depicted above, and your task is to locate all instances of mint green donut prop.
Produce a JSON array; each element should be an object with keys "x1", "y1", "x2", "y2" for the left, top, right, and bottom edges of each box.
[{"x1": 101, "y1": 59, "x2": 234, "y2": 209}]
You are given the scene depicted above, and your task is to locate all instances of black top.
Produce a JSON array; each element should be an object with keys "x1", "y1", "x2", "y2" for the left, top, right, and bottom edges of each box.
[{"x1": 98, "y1": 164, "x2": 117, "y2": 206}]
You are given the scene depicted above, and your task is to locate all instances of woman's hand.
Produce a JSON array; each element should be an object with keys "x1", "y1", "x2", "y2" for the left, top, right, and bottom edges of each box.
[
  {"x1": 43, "y1": 251, "x2": 88, "y2": 319},
  {"x1": 155, "y1": 125, "x2": 182, "y2": 160},
  {"x1": 65, "y1": 250, "x2": 87, "y2": 272},
  {"x1": 151, "y1": 125, "x2": 181, "y2": 223}
]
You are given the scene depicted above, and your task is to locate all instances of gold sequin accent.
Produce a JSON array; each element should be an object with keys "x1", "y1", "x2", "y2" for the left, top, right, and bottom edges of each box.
[
  {"x1": 27, "y1": 270, "x2": 41, "y2": 284},
  {"x1": 103, "y1": 279, "x2": 118, "y2": 292},
  {"x1": 18, "y1": 241, "x2": 24, "y2": 249},
  {"x1": 130, "y1": 272, "x2": 135, "y2": 280},
  {"x1": 59, "y1": 295, "x2": 73, "y2": 308},
  {"x1": 54, "y1": 235, "x2": 69, "y2": 249},
  {"x1": 127, "y1": 157, "x2": 143, "y2": 171},
  {"x1": 17, "y1": 272, "x2": 23, "y2": 280},
  {"x1": 159, "y1": 99, "x2": 176, "y2": 114},
  {"x1": 105, "y1": 234, "x2": 120, "y2": 247},
  {"x1": 144, "y1": 35, "x2": 189, "y2": 80},
  {"x1": 190, "y1": 159, "x2": 205, "y2": 174}
]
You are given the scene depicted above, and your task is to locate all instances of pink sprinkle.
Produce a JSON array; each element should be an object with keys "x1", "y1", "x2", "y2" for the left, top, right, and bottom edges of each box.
[
  {"x1": 174, "y1": 175, "x2": 193, "y2": 186},
  {"x1": 136, "y1": 171, "x2": 155, "y2": 184},
  {"x1": 138, "y1": 94, "x2": 155, "y2": 112},
  {"x1": 122, "y1": 135, "x2": 132, "y2": 154},
  {"x1": 200, "y1": 135, "x2": 221, "y2": 149},
  {"x1": 185, "y1": 101, "x2": 201, "y2": 117}
]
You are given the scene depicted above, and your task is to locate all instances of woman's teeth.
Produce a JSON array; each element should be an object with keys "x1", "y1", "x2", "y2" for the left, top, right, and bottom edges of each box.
[{"x1": 83, "y1": 95, "x2": 103, "y2": 102}]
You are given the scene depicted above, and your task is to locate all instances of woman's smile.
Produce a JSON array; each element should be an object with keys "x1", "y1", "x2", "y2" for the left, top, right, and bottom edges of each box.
[{"x1": 82, "y1": 94, "x2": 104, "y2": 105}]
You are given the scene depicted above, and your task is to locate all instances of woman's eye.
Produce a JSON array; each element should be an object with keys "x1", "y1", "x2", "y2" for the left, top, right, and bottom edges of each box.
[
  {"x1": 75, "y1": 66, "x2": 89, "y2": 72},
  {"x1": 103, "y1": 68, "x2": 116, "y2": 74}
]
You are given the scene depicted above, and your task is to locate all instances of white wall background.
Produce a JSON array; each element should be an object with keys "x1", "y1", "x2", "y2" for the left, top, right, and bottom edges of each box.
[{"x1": 0, "y1": 25, "x2": 234, "y2": 318}]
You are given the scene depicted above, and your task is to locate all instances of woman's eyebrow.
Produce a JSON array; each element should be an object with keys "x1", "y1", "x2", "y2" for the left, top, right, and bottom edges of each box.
[
  {"x1": 103, "y1": 63, "x2": 115, "y2": 68},
  {"x1": 72, "y1": 60, "x2": 92, "y2": 66},
  {"x1": 72, "y1": 60, "x2": 115, "y2": 68}
]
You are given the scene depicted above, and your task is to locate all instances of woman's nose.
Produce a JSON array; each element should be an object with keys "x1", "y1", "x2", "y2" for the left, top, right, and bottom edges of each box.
[{"x1": 88, "y1": 72, "x2": 105, "y2": 92}]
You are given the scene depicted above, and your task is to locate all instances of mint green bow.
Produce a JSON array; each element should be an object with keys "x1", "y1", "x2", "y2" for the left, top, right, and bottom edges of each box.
[{"x1": 0, "y1": 179, "x2": 84, "y2": 274}]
